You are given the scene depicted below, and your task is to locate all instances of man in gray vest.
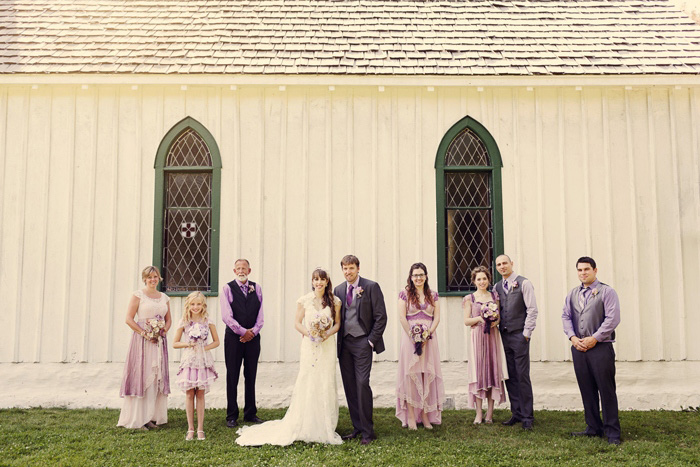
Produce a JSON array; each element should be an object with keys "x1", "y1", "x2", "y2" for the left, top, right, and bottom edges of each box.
[
  {"x1": 562, "y1": 256, "x2": 621, "y2": 445},
  {"x1": 494, "y1": 254, "x2": 538, "y2": 430},
  {"x1": 334, "y1": 255, "x2": 387, "y2": 445}
]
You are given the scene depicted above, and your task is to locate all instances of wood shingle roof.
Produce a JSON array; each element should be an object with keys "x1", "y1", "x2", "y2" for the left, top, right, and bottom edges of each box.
[{"x1": 2, "y1": 0, "x2": 700, "y2": 75}]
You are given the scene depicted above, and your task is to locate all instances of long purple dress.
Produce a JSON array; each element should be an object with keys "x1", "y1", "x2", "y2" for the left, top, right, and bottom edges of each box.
[
  {"x1": 395, "y1": 290, "x2": 445, "y2": 427},
  {"x1": 117, "y1": 290, "x2": 171, "y2": 428},
  {"x1": 464, "y1": 291, "x2": 508, "y2": 408}
]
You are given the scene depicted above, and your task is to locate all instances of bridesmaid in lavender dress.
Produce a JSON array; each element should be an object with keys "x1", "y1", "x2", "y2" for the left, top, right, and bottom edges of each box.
[
  {"x1": 118, "y1": 266, "x2": 172, "y2": 430},
  {"x1": 463, "y1": 265, "x2": 508, "y2": 425},
  {"x1": 395, "y1": 263, "x2": 445, "y2": 430}
]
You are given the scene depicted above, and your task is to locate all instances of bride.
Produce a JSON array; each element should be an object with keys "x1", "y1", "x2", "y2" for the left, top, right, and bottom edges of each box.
[{"x1": 235, "y1": 268, "x2": 343, "y2": 446}]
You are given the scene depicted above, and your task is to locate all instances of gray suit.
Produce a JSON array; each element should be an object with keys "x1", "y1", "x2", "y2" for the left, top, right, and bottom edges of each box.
[{"x1": 335, "y1": 277, "x2": 387, "y2": 439}]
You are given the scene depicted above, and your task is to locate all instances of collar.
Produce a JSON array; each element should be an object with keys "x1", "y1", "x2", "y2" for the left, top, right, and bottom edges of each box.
[
  {"x1": 580, "y1": 279, "x2": 600, "y2": 291},
  {"x1": 347, "y1": 276, "x2": 360, "y2": 289},
  {"x1": 503, "y1": 272, "x2": 517, "y2": 284},
  {"x1": 235, "y1": 278, "x2": 249, "y2": 288}
]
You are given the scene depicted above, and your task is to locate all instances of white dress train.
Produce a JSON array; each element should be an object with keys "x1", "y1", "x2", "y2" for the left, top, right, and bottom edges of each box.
[{"x1": 235, "y1": 293, "x2": 342, "y2": 446}]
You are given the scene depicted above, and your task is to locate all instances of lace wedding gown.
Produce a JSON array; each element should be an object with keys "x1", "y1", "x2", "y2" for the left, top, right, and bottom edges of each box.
[{"x1": 235, "y1": 293, "x2": 342, "y2": 446}]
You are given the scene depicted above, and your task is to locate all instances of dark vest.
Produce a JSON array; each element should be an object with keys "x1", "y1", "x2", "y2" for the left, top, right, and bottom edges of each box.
[
  {"x1": 227, "y1": 280, "x2": 261, "y2": 330},
  {"x1": 569, "y1": 283, "x2": 615, "y2": 340},
  {"x1": 343, "y1": 293, "x2": 366, "y2": 337},
  {"x1": 495, "y1": 275, "x2": 528, "y2": 333}
]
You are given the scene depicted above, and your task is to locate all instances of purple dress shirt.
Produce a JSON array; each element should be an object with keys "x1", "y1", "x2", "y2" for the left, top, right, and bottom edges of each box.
[
  {"x1": 501, "y1": 272, "x2": 539, "y2": 338},
  {"x1": 220, "y1": 279, "x2": 264, "y2": 336},
  {"x1": 562, "y1": 279, "x2": 620, "y2": 343}
]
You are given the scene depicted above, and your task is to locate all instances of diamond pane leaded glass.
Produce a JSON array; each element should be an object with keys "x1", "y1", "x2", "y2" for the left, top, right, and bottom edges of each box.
[
  {"x1": 445, "y1": 173, "x2": 490, "y2": 208},
  {"x1": 161, "y1": 126, "x2": 213, "y2": 292},
  {"x1": 446, "y1": 209, "x2": 493, "y2": 291},
  {"x1": 167, "y1": 173, "x2": 211, "y2": 208},
  {"x1": 163, "y1": 205, "x2": 211, "y2": 291},
  {"x1": 445, "y1": 128, "x2": 489, "y2": 166},
  {"x1": 166, "y1": 128, "x2": 212, "y2": 167}
]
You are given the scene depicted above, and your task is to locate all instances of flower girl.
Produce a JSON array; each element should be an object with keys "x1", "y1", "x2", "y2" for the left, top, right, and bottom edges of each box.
[{"x1": 173, "y1": 291, "x2": 220, "y2": 440}]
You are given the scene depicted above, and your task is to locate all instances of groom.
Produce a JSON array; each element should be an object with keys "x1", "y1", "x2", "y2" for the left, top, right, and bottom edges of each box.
[{"x1": 334, "y1": 255, "x2": 387, "y2": 445}]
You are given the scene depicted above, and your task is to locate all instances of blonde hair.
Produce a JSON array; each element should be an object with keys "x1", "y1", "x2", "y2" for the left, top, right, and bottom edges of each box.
[
  {"x1": 183, "y1": 291, "x2": 208, "y2": 323},
  {"x1": 141, "y1": 266, "x2": 161, "y2": 284}
]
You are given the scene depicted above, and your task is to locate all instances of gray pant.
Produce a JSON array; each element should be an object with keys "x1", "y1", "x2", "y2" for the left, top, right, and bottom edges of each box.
[
  {"x1": 339, "y1": 334, "x2": 374, "y2": 439},
  {"x1": 571, "y1": 342, "x2": 621, "y2": 439},
  {"x1": 501, "y1": 331, "x2": 534, "y2": 423}
]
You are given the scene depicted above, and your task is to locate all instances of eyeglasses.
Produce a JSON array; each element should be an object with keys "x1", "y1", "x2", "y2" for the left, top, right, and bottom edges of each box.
[{"x1": 411, "y1": 274, "x2": 426, "y2": 279}]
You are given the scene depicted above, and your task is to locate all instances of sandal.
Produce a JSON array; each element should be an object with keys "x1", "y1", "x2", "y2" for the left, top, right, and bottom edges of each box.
[
  {"x1": 185, "y1": 430, "x2": 195, "y2": 441},
  {"x1": 197, "y1": 430, "x2": 206, "y2": 440},
  {"x1": 485, "y1": 419, "x2": 493, "y2": 424},
  {"x1": 145, "y1": 421, "x2": 159, "y2": 430}
]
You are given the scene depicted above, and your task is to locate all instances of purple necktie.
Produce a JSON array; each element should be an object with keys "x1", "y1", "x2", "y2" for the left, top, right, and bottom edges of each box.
[
  {"x1": 240, "y1": 283, "x2": 248, "y2": 296},
  {"x1": 504, "y1": 280, "x2": 509, "y2": 292},
  {"x1": 347, "y1": 285, "x2": 354, "y2": 306}
]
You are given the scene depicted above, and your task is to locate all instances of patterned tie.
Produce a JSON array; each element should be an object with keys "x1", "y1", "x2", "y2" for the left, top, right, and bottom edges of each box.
[
  {"x1": 240, "y1": 283, "x2": 248, "y2": 296},
  {"x1": 504, "y1": 280, "x2": 509, "y2": 292},
  {"x1": 347, "y1": 285, "x2": 354, "y2": 306},
  {"x1": 578, "y1": 287, "x2": 588, "y2": 309}
]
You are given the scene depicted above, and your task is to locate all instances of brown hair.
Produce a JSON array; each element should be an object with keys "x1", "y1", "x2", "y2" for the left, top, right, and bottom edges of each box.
[
  {"x1": 405, "y1": 262, "x2": 434, "y2": 308},
  {"x1": 340, "y1": 255, "x2": 360, "y2": 267},
  {"x1": 470, "y1": 265, "x2": 492, "y2": 284},
  {"x1": 311, "y1": 268, "x2": 335, "y2": 309}
]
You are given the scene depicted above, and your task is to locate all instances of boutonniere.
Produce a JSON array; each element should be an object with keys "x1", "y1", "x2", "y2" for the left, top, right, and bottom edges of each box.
[
  {"x1": 355, "y1": 287, "x2": 364, "y2": 298},
  {"x1": 248, "y1": 284, "x2": 255, "y2": 294},
  {"x1": 592, "y1": 288, "x2": 599, "y2": 296},
  {"x1": 512, "y1": 280, "x2": 519, "y2": 288}
]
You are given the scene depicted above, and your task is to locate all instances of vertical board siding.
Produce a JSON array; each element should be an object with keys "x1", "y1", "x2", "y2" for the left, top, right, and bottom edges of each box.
[{"x1": 1, "y1": 84, "x2": 698, "y2": 364}]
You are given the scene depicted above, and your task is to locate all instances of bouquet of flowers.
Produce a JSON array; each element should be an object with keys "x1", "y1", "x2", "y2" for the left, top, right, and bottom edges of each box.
[
  {"x1": 308, "y1": 313, "x2": 333, "y2": 343},
  {"x1": 410, "y1": 323, "x2": 431, "y2": 356},
  {"x1": 187, "y1": 321, "x2": 209, "y2": 345},
  {"x1": 144, "y1": 314, "x2": 166, "y2": 341},
  {"x1": 481, "y1": 302, "x2": 500, "y2": 334}
]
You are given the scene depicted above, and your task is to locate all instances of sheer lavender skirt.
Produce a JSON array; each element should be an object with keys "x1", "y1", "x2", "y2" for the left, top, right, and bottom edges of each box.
[
  {"x1": 467, "y1": 324, "x2": 508, "y2": 407},
  {"x1": 395, "y1": 320, "x2": 445, "y2": 426}
]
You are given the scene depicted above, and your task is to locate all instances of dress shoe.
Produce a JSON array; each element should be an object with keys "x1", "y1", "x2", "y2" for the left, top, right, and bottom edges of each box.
[
  {"x1": 607, "y1": 437, "x2": 621, "y2": 445},
  {"x1": 226, "y1": 419, "x2": 238, "y2": 428},
  {"x1": 341, "y1": 430, "x2": 361, "y2": 440},
  {"x1": 571, "y1": 430, "x2": 603, "y2": 438},
  {"x1": 522, "y1": 421, "x2": 533, "y2": 431},
  {"x1": 244, "y1": 416, "x2": 264, "y2": 424},
  {"x1": 360, "y1": 437, "x2": 374, "y2": 445},
  {"x1": 502, "y1": 416, "x2": 521, "y2": 426}
]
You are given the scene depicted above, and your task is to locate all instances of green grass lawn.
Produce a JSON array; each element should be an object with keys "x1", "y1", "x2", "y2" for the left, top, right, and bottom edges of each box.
[{"x1": 1, "y1": 407, "x2": 698, "y2": 466}]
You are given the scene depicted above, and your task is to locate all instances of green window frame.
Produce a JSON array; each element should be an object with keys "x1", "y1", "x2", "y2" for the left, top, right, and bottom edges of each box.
[
  {"x1": 435, "y1": 116, "x2": 504, "y2": 295},
  {"x1": 153, "y1": 117, "x2": 222, "y2": 297}
]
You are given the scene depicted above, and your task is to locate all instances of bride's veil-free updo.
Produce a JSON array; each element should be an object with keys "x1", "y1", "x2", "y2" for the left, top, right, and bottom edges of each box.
[{"x1": 311, "y1": 268, "x2": 335, "y2": 309}]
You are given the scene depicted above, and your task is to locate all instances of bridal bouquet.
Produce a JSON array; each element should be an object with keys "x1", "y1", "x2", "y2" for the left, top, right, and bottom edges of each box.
[
  {"x1": 308, "y1": 313, "x2": 332, "y2": 343},
  {"x1": 410, "y1": 323, "x2": 431, "y2": 356},
  {"x1": 481, "y1": 303, "x2": 500, "y2": 334},
  {"x1": 144, "y1": 315, "x2": 166, "y2": 341},
  {"x1": 187, "y1": 321, "x2": 209, "y2": 344}
]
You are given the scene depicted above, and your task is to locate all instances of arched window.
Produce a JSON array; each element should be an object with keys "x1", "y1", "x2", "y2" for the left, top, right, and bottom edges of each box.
[
  {"x1": 435, "y1": 116, "x2": 503, "y2": 294},
  {"x1": 153, "y1": 117, "x2": 221, "y2": 295}
]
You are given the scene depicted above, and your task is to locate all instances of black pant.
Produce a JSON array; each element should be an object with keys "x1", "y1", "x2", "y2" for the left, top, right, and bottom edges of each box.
[
  {"x1": 225, "y1": 329, "x2": 260, "y2": 421},
  {"x1": 501, "y1": 331, "x2": 534, "y2": 423},
  {"x1": 571, "y1": 342, "x2": 621, "y2": 439},
  {"x1": 339, "y1": 335, "x2": 374, "y2": 439}
]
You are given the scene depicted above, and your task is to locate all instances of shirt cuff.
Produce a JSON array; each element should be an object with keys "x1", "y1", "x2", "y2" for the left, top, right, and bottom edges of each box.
[
  {"x1": 368, "y1": 340, "x2": 374, "y2": 348},
  {"x1": 523, "y1": 329, "x2": 532, "y2": 339}
]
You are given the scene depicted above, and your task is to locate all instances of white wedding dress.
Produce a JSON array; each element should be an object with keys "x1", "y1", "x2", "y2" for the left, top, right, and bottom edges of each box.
[{"x1": 235, "y1": 293, "x2": 343, "y2": 446}]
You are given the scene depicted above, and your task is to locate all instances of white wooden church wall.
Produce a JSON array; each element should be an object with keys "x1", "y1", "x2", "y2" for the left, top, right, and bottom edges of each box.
[{"x1": 1, "y1": 84, "x2": 698, "y2": 365}]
